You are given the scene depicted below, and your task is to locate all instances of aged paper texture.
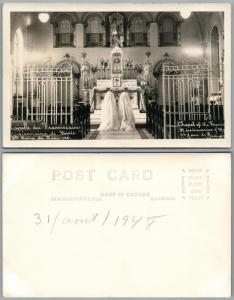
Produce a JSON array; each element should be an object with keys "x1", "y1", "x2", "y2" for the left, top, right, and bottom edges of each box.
[
  {"x1": 3, "y1": 153, "x2": 231, "y2": 297},
  {"x1": 2, "y1": 3, "x2": 231, "y2": 148}
]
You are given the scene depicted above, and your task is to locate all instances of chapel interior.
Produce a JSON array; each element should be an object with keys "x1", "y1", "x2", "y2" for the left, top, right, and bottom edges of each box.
[{"x1": 11, "y1": 11, "x2": 224, "y2": 139}]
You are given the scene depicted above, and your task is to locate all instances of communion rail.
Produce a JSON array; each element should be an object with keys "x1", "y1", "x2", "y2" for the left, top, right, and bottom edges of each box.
[
  {"x1": 146, "y1": 63, "x2": 224, "y2": 139},
  {"x1": 13, "y1": 65, "x2": 74, "y2": 124},
  {"x1": 12, "y1": 65, "x2": 90, "y2": 139},
  {"x1": 146, "y1": 102, "x2": 224, "y2": 139}
]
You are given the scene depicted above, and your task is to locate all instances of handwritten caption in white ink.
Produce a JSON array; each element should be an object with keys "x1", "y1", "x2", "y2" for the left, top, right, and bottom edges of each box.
[{"x1": 34, "y1": 210, "x2": 167, "y2": 234}]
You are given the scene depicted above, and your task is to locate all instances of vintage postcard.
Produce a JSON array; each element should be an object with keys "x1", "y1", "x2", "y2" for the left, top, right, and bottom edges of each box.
[
  {"x1": 3, "y1": 153, "x2": 231, "y2": 297},
  {"x1": 2, "y1": 3, "x2": 231, "y2": 147}
]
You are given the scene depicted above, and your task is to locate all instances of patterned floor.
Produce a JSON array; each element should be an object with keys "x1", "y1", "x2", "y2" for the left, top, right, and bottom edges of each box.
[{"x1": 84, "y1": 128, "x2": 153, "y2": 140}]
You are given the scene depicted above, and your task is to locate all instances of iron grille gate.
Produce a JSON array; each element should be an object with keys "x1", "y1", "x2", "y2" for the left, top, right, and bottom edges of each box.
[
  {"x1": 13, "y1": 65, "x2": 73, "y2": 124},
  {"x1": 162, "y1": 64, "x2": 223, "y2": 139}
]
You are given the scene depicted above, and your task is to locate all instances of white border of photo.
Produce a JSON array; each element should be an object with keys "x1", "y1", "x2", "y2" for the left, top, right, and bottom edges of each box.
[{"x1": 2, "y1": 3, "x2": 231, "y2": 148}]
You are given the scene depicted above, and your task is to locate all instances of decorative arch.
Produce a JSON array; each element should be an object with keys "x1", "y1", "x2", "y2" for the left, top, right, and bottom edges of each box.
[
  {"x1": 57, "y1": 57, "x2": 81, "y2": 78},
  {"x1": 52, "y1": 13, "x2": 76, "y2": 48},
  {"x1": 202, "y1": 12, "x2": 224, "y2": 45},
  {"x1": 156, "y1": 13, "x2": 181, "y2": 47},
  {"x1": 83, "y1": 14, "x2": 105, "y2": 47},
  {"x1": 207, "y1": 16, "x2": 223, "y2": 64},
  {"x1": 153, "y1": 55, "x2": 176, "y2": 78},
  {"x1": 127, "y1": 13, "x2": 149, "y2": 47},
  {"x1": 50, "y1": 12, "x2": 78, "y2": 24},
  {"x1": 156, "y1": 12, "x2": 180, "y2": 25},
  {"x1": 81, "y1": 12, "x2": 105, "y2": 25},
  {"x1": 127, "y1": 12, "x2": 152, "y2": 24}
]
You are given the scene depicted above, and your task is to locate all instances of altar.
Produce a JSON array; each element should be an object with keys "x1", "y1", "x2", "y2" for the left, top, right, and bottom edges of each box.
[
  {"x1": 93, "y1": 79, "x2": 142, "y2": 110},
  {"x1": 83, "y1": 46, "x2": 146, "y2": 112}
]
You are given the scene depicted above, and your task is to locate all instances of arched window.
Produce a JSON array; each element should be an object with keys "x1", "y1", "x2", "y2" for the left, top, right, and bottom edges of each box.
[
  {"x1": 129, "y1": 16, "x2": 148, "y2": 46},
  {"x1": 13, "y1": 28, "x2": 24, "y2": 97},
  {"x1": 158, "y1": 14, "x2": 179, "y2": 47},
  {"x1": 211, "y1": 26, "x2": 220, "y2": 94},
  {"x1": 85, "y1": 16, "x2": 104, "y2": 47},
  {"x1": 54, "y1": 16, "x2": 75, "y2": 48}
]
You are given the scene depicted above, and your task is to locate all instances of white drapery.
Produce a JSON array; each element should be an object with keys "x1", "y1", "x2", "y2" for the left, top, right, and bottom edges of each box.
[
  {"x1": 98, "y1": 91, "x2": 120, "y2": 131},
  {"x1": 118, "y1": 91, "x2": 135, "y2": 131}
]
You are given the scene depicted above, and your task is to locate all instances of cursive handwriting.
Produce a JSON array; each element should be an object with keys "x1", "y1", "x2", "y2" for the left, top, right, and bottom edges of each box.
[{"x1": 34, "y1": 210, "x2": 167, "y2": 234}]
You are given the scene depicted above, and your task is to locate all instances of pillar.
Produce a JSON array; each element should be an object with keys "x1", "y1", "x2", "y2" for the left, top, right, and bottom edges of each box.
[
  {"x1": 76, "y1": 23, "x2": 84, "y2": 48},
  {"x1": 149, "y1": 22, "x2": 158, "y2": 47}
]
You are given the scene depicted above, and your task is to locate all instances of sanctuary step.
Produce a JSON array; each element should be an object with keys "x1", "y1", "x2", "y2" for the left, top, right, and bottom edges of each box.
[{"x1": 90, "y1": 108, "x2": 146, "y2": 125}]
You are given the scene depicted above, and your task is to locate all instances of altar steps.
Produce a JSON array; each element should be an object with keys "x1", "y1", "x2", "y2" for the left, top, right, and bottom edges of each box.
[{"x1": 90, "y1": 109, "x2": 146, "y2": 126}]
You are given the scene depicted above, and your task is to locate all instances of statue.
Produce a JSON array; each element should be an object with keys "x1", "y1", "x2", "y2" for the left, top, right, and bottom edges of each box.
[{"x1": 109, "y1": 13, "x2": 124, "y2": 47}]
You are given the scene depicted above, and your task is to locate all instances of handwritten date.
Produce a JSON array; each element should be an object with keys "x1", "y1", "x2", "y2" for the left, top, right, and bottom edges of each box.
[{"x1": 34, "y1": 210, "x2": 167, "y2": 234}]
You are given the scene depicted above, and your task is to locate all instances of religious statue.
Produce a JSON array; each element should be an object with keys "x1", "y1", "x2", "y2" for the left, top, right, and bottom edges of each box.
[
  {"x1": 109, "y1": 13, "x2": 124, "y2": 47},
  {"x1": 143, "y1": 52, "x2": 153, "y2": 86}
]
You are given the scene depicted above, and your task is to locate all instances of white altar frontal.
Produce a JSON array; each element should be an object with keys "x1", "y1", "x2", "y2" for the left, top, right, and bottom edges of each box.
[{"x1": 94, "y1": 79, "x2": 140, "y2": 110}]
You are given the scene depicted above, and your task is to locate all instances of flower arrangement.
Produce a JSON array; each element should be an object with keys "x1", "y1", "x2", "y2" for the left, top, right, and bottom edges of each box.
[
  {"x1": 135, "y1": 64, "x2": 143, "y2": 74},
  {"x1": 98, "y1": 59, "x2": 109, "y2": 70},
  {"x1": 125, "y1": 59, "x2": 133, "y2": 68}
]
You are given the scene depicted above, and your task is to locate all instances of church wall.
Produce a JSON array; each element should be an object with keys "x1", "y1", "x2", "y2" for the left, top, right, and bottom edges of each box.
[
  {"x1": 181, "y1": 14, "x2": 203, "y2": 48},
  {"x1": 204, "y1": 13, "x2": 224, "y2": 66},
  {"x1": 11, "y1": 12, "x2": 219, "y2": 106},
  {"x1": 11, "y1": 12, "x2": 204, "y2": 68}
]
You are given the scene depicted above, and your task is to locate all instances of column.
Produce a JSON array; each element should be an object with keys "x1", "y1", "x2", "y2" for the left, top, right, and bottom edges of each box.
[
  {"x1": 76, "y1": 23, "x2": 84, "y2": 48},
  {"x1": 48, "y1": 24, "x2": 54, "y2": 48},
  {"x1": 149, "y1": 22, "x2": 158, "y2": 47}
]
